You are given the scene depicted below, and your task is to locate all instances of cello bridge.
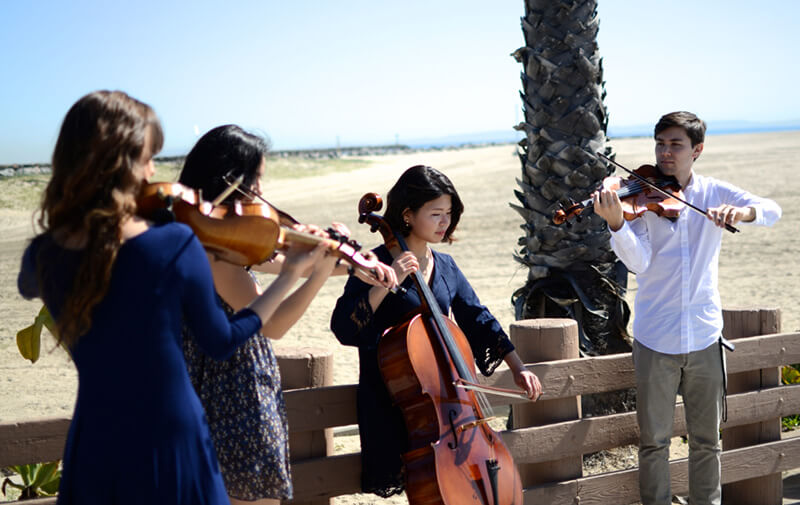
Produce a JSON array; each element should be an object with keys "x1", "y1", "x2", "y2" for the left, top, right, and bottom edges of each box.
[{"x1": 455, "y1": 416, "x2": 497, "y2": 434}]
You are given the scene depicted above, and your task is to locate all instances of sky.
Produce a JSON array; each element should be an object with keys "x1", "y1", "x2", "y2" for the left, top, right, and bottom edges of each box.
[{"x1": 1, "y1": 0, "x2": 798, "y2": 164}]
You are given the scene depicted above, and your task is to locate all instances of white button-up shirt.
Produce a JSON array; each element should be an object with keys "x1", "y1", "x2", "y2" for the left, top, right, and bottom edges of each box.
[{"x1": 610, "y1": 173, "x2": 782, "y2": 354}]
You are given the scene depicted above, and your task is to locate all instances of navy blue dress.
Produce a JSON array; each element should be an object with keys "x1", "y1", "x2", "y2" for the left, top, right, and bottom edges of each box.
[
  {"x1": 329, "y1": 244, "x2": 515, "y2": 497},
  {"x1": 18, "y1": 222, "x2": 262, "y2": 505}
]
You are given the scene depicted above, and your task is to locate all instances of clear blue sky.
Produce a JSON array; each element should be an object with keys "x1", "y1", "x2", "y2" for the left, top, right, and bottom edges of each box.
[{"x1": 1, "y1": 1, "x2": 798, "y2": 164}]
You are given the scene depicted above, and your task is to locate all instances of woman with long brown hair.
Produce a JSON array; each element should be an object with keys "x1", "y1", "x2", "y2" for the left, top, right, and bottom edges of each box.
[{"x1": 17, "y1": 90, "x2": 334, "y2": 504}]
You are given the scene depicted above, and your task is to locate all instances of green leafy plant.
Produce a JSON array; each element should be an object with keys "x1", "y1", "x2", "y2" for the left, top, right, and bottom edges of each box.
[
  {"x1": 1, "y1": 461, "x2": 61, "y2": 499},
  {"x1": 16, "y1": 305, "x2": 58, "y2": 363},
  {"x1": 781, "y1": 364, "x2": 800, "y2": 431}
]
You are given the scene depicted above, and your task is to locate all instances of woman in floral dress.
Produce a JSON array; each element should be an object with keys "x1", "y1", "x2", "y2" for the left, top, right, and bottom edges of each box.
[{"x1": 178, "y1": 125, "x2": 396, "y2": 504}]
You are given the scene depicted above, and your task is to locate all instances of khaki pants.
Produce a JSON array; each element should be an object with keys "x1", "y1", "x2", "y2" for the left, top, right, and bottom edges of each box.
[{"x1": 633, "y1": 339, "x2": 726, "y2": 505}]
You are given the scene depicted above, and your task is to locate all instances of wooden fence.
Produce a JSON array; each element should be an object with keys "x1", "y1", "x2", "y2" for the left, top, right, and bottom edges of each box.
[{"x1": 1, "y1": 308, "x2": 798, "y2": 504}]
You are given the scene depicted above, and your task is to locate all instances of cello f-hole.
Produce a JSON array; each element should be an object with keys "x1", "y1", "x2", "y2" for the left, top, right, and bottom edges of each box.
[{"x1": 448, "y1": 409, "x2": 459, "y2": 449}]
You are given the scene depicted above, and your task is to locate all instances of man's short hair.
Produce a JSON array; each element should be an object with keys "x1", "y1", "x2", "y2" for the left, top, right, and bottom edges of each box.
[{"x1": 655, "y1": 111, "x2": 707, "y2": 146}]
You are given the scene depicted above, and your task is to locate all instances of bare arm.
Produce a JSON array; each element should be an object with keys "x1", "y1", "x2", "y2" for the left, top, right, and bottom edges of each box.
[
  {"x1": 261, "y1": 252, "x2": 339, "y2": 339},
  {"x1": 251, "y1": 222, "x2": 398, "y2": 289},
  {"x1": 503, "y1": 350, "x2": 543, "y2": 401},
  {"x1": 211, "y1": 243, "x2": 331, "y2": 333},
  {"x1": 245, "y1": 243, "x2": 329, "y2": 326}
]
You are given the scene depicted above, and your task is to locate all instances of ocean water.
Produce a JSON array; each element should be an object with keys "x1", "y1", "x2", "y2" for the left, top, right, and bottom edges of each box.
[{"x1": 406, "y1": 121, "x2": 800, "y2": 150}]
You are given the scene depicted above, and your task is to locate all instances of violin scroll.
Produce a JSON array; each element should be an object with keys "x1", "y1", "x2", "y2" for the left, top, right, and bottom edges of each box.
[{"x1": 553, "y1": 199, "x2": 589, "y2": 226}]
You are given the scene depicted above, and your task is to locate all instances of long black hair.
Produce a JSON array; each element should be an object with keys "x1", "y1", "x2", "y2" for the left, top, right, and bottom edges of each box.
[
  {"x1": 384, "y1": 165, "x2": 464, "y2": 243},
  {"x1": 179, "y1": 125, "x2": 270, "y2": 203}
]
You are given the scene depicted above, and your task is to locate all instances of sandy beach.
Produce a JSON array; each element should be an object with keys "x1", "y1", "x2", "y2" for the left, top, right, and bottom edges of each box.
[{"x1": 1, "y1": 131, "x2": 798, "y2": 503}]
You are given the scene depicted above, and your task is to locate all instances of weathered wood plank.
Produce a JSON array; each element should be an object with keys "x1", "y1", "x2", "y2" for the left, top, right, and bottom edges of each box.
[
  {"x1": 4, "y1": 374, "x2": 799, "y2": 469},
  {"x1": 290, "y1": 386, "x2": 800, "y2": 500},
  {"x1": 2, "y1": 330, "x2": 798, "y2": 504},
  {"x1": 722, "y1": 307, "x2": 783, "y2": 505},
  {"x1": 510, "y1": 318, "x2": 582, "y2": 486},
  {"x1": 504, "y1": 384, "x2": 800, "y2": 465},
  {"x1": 522, "y1": 436, "x2": 800, "y2": 505},
  {"x1": 281, "y1": 332, "x2": 800, "y2": 428},
  {"x1": 10, "y1": 498, "x2": 56, "y2": 505},
  {"x1": 284, "y1": 384, "x2": 357, "y2": 431},
  {"x1": 483, "y1": 332, "x2": 800, "y2": 405},
  {"x1": 288, "y1": 453, "x2": 362, "y2": 502},
  {"x1": 0, "y1": 416, "x2": 70, "y2": 468}
]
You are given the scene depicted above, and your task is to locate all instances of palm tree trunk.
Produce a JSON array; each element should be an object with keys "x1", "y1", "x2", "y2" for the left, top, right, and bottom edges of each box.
[{"x1": 511, "y1": 0, "x2": 633, "y2": 415}]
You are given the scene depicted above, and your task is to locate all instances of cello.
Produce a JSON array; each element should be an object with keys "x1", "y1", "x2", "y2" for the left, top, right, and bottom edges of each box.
[{"x1": 358, "y1": 193, "x2": 525, "y2": 505}]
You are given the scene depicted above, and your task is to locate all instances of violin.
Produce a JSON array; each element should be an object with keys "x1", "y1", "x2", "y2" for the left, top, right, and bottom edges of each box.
[
  {"x1": 599, "y1": 153, "x2": 740, "y2": 233},
  {"x1": 135, "y1": 181, "x2": 383, "y2": 277},
  {"x1": 554, "y1": 153, "x2": 740, "y2": 234},
  {"x1": 553, "y1": 163, "x2": 684, "y2": 225},
  {"x1": 358, "y1": 192, "x2": 524, "y2": 505}
]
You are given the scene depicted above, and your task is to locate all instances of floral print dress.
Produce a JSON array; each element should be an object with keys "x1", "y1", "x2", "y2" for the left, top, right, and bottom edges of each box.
[{"x1": 183, "y1": 292, "x2": 292, "y2": 501}]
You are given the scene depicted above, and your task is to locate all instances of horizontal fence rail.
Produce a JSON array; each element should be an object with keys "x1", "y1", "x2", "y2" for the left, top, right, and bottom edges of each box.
[{"x1": 2, "y1": 323, "x2": 798, "y2": 504}]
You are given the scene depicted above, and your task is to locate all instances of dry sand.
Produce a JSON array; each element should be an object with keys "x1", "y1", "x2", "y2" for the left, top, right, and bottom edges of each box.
[{"x1": 1, "y1": 131, "x2": 798, "y2": 504}]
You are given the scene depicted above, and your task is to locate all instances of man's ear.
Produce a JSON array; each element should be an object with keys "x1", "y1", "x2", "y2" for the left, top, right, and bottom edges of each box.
[{"x1": 692, "y1": 142, "x2": 704, "y2": 161}]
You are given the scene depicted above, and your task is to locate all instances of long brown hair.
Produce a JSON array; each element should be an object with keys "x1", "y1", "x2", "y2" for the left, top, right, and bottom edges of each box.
[{"x1": 38, "y1": 90, "x2": 163, "y2": 346}]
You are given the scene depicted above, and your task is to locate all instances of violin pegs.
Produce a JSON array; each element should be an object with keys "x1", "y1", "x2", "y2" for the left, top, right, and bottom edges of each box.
[{"x1": 325, "y1": 227, "x2": 347, "y2": 243}]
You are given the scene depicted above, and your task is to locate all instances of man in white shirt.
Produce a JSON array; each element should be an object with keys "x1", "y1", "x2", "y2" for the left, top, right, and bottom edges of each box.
[{"x1": 592, "y1": 111, "x2": 782, "y2": 505}]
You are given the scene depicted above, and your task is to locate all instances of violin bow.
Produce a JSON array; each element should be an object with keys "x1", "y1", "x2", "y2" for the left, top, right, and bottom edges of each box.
[
  {"x1": 222, "y1": 172, "x2": 301, "y2": 226},
  {"x1": 211, "y1": 174, "x2": 244, "y2": 207},
  {"x1": 596, "y1": 152, "x2": 739, "y2": 233}
]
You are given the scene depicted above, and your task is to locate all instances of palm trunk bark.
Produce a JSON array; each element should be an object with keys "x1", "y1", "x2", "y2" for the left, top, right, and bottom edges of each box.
[{"x1": 511, "y1": 0, "x2": 633, "y2": 415}]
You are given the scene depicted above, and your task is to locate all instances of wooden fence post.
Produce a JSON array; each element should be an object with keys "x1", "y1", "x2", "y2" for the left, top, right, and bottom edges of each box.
[
  {"x1": 509, "y1": 318, "x2": 582, "y2": 486},
  {"x1": 278, "y1": 347, "x2": 334, "y2": 505},
  {"x1": 721, "y1": 307, "x2": 782, "y2": 505}
]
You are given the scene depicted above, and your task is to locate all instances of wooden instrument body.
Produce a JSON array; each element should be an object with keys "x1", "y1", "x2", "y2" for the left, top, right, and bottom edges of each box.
[
  {"x1": 137, "y1": 182, "x2": 379, "y2": 271},
  {"x1": 378, "y1": 314, "x2": 523, "y2": 505}
]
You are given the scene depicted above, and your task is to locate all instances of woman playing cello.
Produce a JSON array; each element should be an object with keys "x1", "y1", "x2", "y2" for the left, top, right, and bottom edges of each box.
[{"x1": 330, "y1": 164, "x2": 543, "y2": 500}]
